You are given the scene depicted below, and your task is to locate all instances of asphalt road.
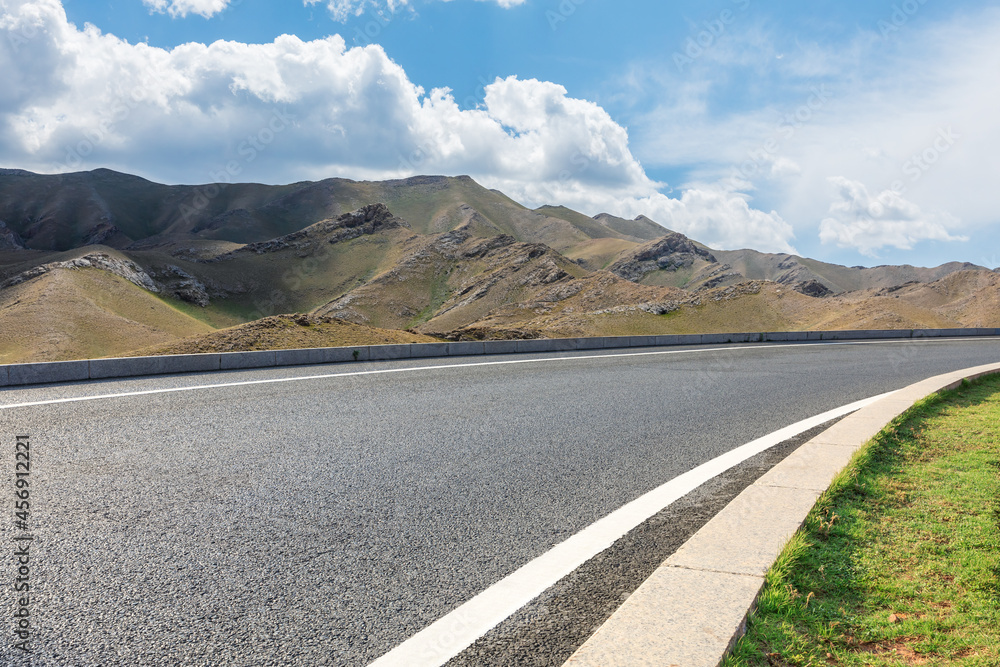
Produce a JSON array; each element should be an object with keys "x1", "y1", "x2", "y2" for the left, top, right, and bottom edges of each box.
[{"x1": 1, "y1": 338, "x2": 998, "y2": 666}]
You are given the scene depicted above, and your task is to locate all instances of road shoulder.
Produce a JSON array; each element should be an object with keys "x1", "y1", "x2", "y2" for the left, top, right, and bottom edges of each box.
[{"x1": 564, "y1": 362, "x2": 1000, "y2": 667}]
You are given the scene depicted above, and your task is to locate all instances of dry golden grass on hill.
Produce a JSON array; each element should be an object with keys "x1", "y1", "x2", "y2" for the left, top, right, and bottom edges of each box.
[
  {"x1": 124, "y1": 313, "x2": 439, "y2": 357},
  {"x1": 452, "y1": 272, "x2": 1000, "y2": 340},
  {"x1": 457, "y1": 280, "x2": 802, "y2": 338},
  {"x1": 562, "y1": 237, "x2": 639, "y2": 270},
  {"x1": 3, "y1": 260, "x2": 997, "y2": 365},
  {"x1": 0, "y1": 267, "x2": 213, "y2": 363},
  {"x1": 896, "y1": 270, "x2": 1000, "y2": 327},
  {"x1": 4, "y1": 170, "x2": 997, "y2": 366}
]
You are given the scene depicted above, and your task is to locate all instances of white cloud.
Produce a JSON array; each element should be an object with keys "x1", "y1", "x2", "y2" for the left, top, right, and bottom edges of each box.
[
  {"x1": 140, "y1": 0, "x2": 527, "y2": 20},
  {"x1": 0, "y1": 0, "x2": 801, "y2": 255},
  {"x1": 616, "y1": 186, "x2": 797, "y2": 254},
  {"x1": 818, "y1": 177, "x2": 965, "y2": 257},
  {"x1": 304, "y1": 0, "x2": 408, "y2": 22},
  {"x1": 143, "y1": 0, "x2": 233, "y2": 19},
  {"x1": 304, "y1": 0, "x2": 526, "y2": 23},
  {"x1": 623, "y1": 8, "x2": 1000, "y2": 262},
  {"x1": 769, "y1": 157, "x2": 801, "y2": 178}
]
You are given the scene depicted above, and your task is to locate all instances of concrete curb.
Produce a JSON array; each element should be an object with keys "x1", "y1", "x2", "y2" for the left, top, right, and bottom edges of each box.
[
  {"x1": 0, "y1": 328, "x2": 998, "y2": 388},
  {"x1": 564, "y1": 361, "x2": 1000, "y2": 667}
]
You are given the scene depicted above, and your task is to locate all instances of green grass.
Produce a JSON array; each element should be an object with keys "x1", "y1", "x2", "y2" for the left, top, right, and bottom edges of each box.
[
  {"x1": 408, "y1": 269, "x2": 454, "y2": 328},
  {"x1": 724, "y1": 375, "x2": 1000, "y2": 667},
  {"x1": 156, "y1": 294, "x2": 241, "y2": 328}
]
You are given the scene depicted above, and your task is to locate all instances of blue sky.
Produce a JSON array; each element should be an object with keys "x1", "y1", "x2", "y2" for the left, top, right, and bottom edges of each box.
[{"x1": 3, "y1": 0, "x2": 999, "y2": 267}]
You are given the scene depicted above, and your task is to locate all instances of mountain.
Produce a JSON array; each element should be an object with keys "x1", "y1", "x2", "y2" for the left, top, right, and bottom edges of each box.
[
  {"x1": 128, "y1": 314, "x2": 438, "y2": 357},
  {"x1": 0, "y1": 168, "x2": 995, "y2": 363},
  {"x1": 711, "y1": 249, "x2": 985, "y2": 295},
  {"x1": 607, "y1": 232, "x2": 987, "y2": 295},
  {"x1": 455, "y1": 270, "x2": 1000, "y2": 340},
  {"x1": 0, "y1": 168, "x2": 666, "y2": 253},
  {"x1": 0, "y1": 248, "x2": 213, "y2": 363}
]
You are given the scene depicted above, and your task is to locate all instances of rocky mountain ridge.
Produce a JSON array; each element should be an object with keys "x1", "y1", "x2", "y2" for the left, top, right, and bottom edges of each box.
[{"x1": 0, "y1": 168, "x2": 995, "y2": 363}]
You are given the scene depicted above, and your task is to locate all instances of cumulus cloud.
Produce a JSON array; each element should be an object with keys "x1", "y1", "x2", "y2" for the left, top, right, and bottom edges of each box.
[
  {"x1": 615, "y1": 186, "x2": 797, "y2": 254},
  {"x1": 625, "y1": 8, "x2": 1000, "y2": 262},
  {"x1": 143, "y1": 0, "x2": 233, "y2": 19},
  {"x1": 305, "y1": 0, "x2": 526, "y2": 23},
  {"x1": 818, "y1": 177, "x2": 965, "y2": 257},
  {"x1": 141, "y1": 0, "x2": 527, "y2": 20},
  {"x1": 0, "y1": 0, "x2": 799, "y2": 253}
]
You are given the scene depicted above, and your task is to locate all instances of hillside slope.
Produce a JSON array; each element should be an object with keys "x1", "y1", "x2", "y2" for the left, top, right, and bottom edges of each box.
[
  {"x1": 312, "y1": 225, "x2": 595, "y2": 332},
  {"x1": 0, "y1": 264, "x2": 213, "y2": 363},
  {"x1": 126, "y1": 314, "x2": 438, "y2": 357},
  {"x1": 605, "y1": 230, "x2": 987, "y2": 295},
  {"x1": 0, "y1": 169, "x2": 668, "y2": 253},
  {"x1": 714, "y1": 248, "x2": 985, "y2": 294},
  {"x1": 451, "y1": 270, "x2": 1000, "y2": 340},
  {"x1": 1, "y1": 169, "x2": 996, "y2": 364}
]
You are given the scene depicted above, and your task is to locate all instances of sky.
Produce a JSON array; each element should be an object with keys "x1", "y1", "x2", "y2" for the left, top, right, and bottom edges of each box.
[{"x1": 1, "y1": 0, "x2": 998, "y2": 268}]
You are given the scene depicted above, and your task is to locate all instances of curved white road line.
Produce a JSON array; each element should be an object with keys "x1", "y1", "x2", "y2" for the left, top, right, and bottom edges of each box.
[
  {"x1": 367, "y1": 390, "x2": 897, "y2": 667},
  {"x1": 4, "y1": 338, "x2": 987, "y2": 662}
]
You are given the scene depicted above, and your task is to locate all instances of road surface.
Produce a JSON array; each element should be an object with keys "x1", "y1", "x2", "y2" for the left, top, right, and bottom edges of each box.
[{"x1": 1, "y1": 338, "x2": 997, "y2": 665}]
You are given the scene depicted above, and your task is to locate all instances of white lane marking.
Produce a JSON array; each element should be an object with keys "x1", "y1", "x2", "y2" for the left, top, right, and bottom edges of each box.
[
  {"x1": 366, "y1": 390, "x2": 897, "y2": 667},
  {"x1": 0, "y1": 337, "x2": 993, "y2": 410}
]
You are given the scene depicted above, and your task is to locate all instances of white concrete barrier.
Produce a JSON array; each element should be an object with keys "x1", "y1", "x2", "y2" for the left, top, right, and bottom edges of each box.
[
  {"x1": 515, "y1": 339, "x2": 557, "y2": 353},
  {"x1": 484, "y1": 340, "x2": 518, "y2": 355},
  {"x1": 274, "y1": 348, "x2": 330, "y2": 367},
  {"x1": 221, "y1": 350, "x2": 277, "y2": 370},
  {"x1": 8, "y1": 360, "x2": 90, "y2": 386},
  {"x1": 448, "y1": 341, "x2": 486, "y2": 356},
  {"x1": 409, "y1": 343, "x2": 451, "y2": 358},
  {"x1": 90, "y1": 354, "x2": 220, "y2": 379},
  {"x1": 1, "y1": 328, "x2": 997, "y2": 388},
  {"x1": 368, "y1": 344, "x2": 412, "y2": 360}
]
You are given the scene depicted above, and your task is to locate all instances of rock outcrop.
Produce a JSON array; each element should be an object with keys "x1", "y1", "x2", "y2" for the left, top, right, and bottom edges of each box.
[
  {"x1": 316, "y1": 224, "x2": 579, "y2": 330},
  {"x1": 794, "y1": 280, "x2": 834, "y2": 298},
  {"x1": 0, "y1": 253, "x2": 159, "y2": 292},
  {"x1": 82, "y1": 222, "x2": 127, "y2": 247},
  {"x1": 151, "y1": 265, "x2": 211, "y2": 306},
  {"x1": 0, "y1": 221, "x2": 25, "y2": 250},
  {"x1": 219, "y1": 203, "x2": 409, "y2": 259},
  {"x1": 607, "y1": 232, "x2": 717, "y2": 282}
]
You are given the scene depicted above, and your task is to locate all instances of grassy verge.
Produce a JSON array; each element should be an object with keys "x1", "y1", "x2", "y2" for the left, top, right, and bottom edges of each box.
[{"x1": 724, "y1": 375, "x2": 1000, "y2": 667}]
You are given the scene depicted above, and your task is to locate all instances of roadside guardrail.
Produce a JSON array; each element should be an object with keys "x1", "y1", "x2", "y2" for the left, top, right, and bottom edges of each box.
[{"x1": 2, "y1": 328, "x2": 997, "y2": 388}]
